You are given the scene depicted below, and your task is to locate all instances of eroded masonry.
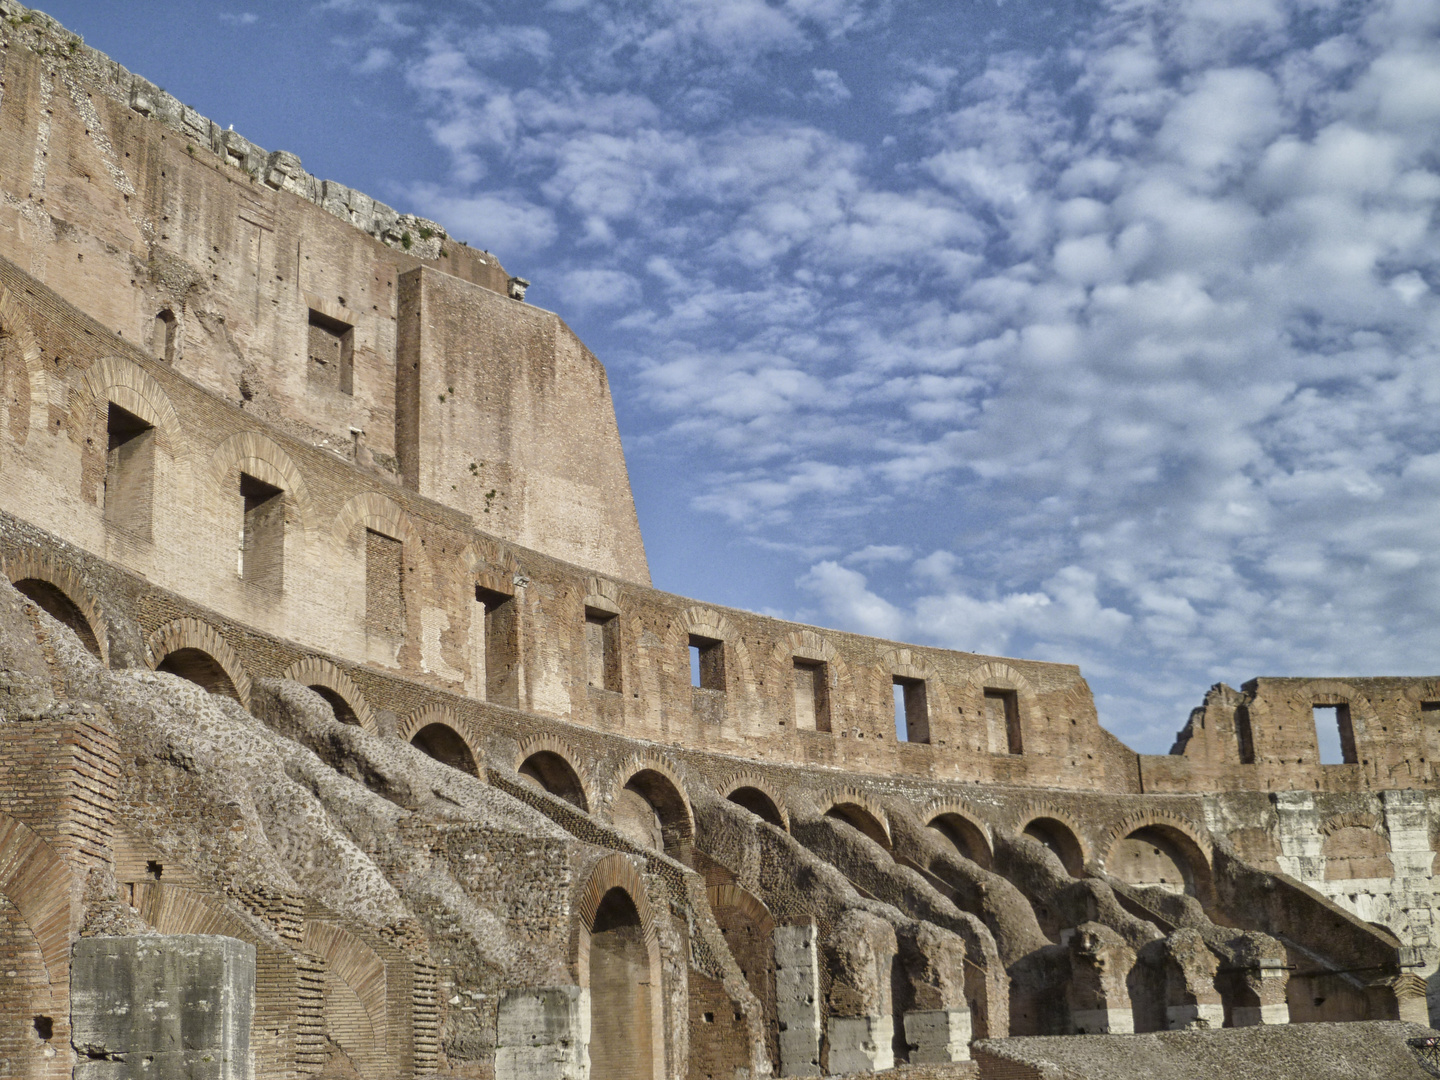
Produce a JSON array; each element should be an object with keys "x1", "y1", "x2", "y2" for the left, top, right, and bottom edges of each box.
[{"x1": 0, "y1": 5, "x2": 1437, "y2": 1080}]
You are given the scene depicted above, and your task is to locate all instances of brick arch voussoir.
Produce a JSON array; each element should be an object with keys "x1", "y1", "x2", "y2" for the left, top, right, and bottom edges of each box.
[
  {"x1": 332, "y1": 492, "x2": 434, "y2": 593},
  {"x1": 819, "y1": 785, "x2": 892, "y2": 848},
  {"x1": 207, "y1": 430, "x2": 318, "y2": 538},
  {"x1": 707, "y1": 882, "x2": 775, "y2": 938},
  {"x1": 145, "y1": 618, "x2": 252, "y2": 709},
  {"x1": 1303, "y1": 680, "x2": 1380, "y2": 727},
  {"x1": 515, "y1": 735, "x2": 595, "y2": 810},
  {"x1": 576, "y1": 852, "x2": 660, "y2": 946},
  {"x1": 0, "y1": 288, "x2": 47, "y2": 439},
  {"x1": 767, "y1": 629, "x2": 857, "y2": 717},
  {"x1": 281, "y1": 657, "x2": 377, "y2": 733},
  {"x1": 72, "y1": 355, "x2": 186, "y2": 456},
  {"x1": 0, "y1": 812, "x2": 77, "y2": 1003},
  {"x1": 302, "y1": 919, "x2": 388, "y2": 1061},
  {"x1": 920, "y1": 797, "x2": 994, "y2": 846},
  {"x1": 963, "y1": 660, "x2": 1040, "y2": 704},
  {"x1": 2, "y1": 549, "x2": 110, "y2": 666},
  {"x1": 398, "y1": 705, "x2": 471, "y2": 747},
  {"x1": 677, "y1": 605, "x2": 757, "y2": 686},
  {"x1": 718, "y1": 772, "x2": 790, "y2": 831},
  {"x1": 608, "y1": 752, "x2": 694, "y2": 836}
]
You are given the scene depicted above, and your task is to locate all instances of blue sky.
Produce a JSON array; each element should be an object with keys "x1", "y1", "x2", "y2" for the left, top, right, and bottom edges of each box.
[{"x1": 43, "y1": 0, "x2": 1440, "y2": 751}]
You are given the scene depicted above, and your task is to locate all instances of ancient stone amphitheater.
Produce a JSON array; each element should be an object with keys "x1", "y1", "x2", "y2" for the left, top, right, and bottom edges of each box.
[{"x1": 0, "y1": 5, "x2": 1436, "y2": 1080}]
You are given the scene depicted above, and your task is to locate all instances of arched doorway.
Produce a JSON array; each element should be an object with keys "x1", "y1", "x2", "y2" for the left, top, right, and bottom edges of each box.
[
  {"x1": 519, "y1": 751, "x2": 588, "y2": 810},
  {"x1": 928, "y1": 812, "x2": 992, "y2": 869},
  {"x1": 12, "y1": 578, "x2": 103, "y2": 659},
  {"x1": 727, "y1": 786, "x2": 785, "y2": 829},
  {"x1": 612, "y1": 769, "x2": 692, "y2": 863},
  {"x1": 156, "y1": 648, "x2": 240, "y2": 700},
  {"x1": 410, "y1": 723, "x2": 480, "y2": 777},
  {"x1": 1022, "y1": 817, "x2": 1084, "y2": 877},
  {"x1": 588, "y1": 887, "x2": 656, "y2": 1080},
  {"x1": 825, "y1": 802, "x2": 890, "y2": 851}
]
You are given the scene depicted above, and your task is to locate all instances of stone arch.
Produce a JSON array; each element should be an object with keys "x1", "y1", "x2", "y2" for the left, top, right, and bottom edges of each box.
[
  {"x1": 146, "y1": 618, "x2": 251, "y2": 708},
  {"x1": 0, "y1": 811, "x2": 76, "y2": 1010},
  {"x1": 0, "y1": 289, "x2": 46, "y2": 443},
  {"x1": 302, "y1": 920, "x2": 389, "y2": 1078},
  {"x1": 460, "y1": 537, "x2": 522, "y2": 595},
  {"x1": 1017, "y1": 806, "x2": 1087, "y2": 877},
  {"x1": 575, "y1": 854, "x2": 664, "y2": 1080},
  {"x1": 923, "y1": 799, "x2": 994, "y2": 870},
  {"x1": 609, "y1": 755, "x2": 694, "y2": 863},
  {"x1": 332, "y1": 490, "x2": 433, "y2": 589},
  {"x1": 1097, "y1": 812, "x2": 1215, "y2": 905},
  {"x1": 207, "y1": 430, "x2": 318, "y2": 538},
  {"x1": 2, "y1": 551, "x2": 108, "y2": 664},
  {"x1": 583, "y1": 575, "x2": 627, "y2": 614},
  {"x1": 722, "y1": 775, "x2": 789, "y2": 831},
  {"x1": 515, "y1": 736, "x2": 591, "y2": 812},
  {"x1": 71, "y1": 355, "x2": 185, "y2": 453},
  {"x1": 400, "y1": 706, "x2": 480, "y2": 777},
  {"x1": 707, "y1": 882, "x2": 778, "y2": 1067},
  {"x1": 281, "y1": 657, "x2": 377, "y2": 733},
  {"x1": 822, "y1": 788, "x2": 892, "y2": 851},
  {"x1": 962, "y1": 661, "x2": 1043, "y2": 754}
]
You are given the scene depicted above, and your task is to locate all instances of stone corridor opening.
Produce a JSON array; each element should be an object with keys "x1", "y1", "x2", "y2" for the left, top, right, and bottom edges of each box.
[{"x1": 588, "y1": 887, "x2": 657, "y2": 1080}]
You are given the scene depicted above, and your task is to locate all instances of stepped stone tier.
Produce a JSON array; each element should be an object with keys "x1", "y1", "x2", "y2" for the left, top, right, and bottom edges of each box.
[{"x1": 0, "y1": 4, "x2": 1436, "y2": 1080}]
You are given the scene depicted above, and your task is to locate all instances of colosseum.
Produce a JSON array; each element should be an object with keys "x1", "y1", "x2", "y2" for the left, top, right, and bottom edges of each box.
[{"x1": 0, "y1": 4, "x2": 1435, "y2": 1079}]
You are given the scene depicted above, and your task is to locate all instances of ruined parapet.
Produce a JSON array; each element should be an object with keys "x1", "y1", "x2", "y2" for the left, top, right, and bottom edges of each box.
[
  {"x1": 1065, "y1": 922, "x2": 1137, "y2": 1034},
  {"x1": 825, "y1": 909, "x2": 897, "y2": 1074},
  {"x1": 71, "y1": 934, "x2": 255, "y2": 1080},
  {"x1": 897, "y1": 922, "x2": 972, "y2": 1063}
]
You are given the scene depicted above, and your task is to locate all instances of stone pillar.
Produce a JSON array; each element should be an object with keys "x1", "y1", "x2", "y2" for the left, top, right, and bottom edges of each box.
[
  {"x1": 1272, "y1": 791, "x2": 1325, "y2": 883},
  {"x1": 1232, "y1": 960, "x2": 1291, "y2": 1026},
  {"x1": 899, "y1": 922, "x2": 971, "y2": 1063},
  {"x1": 1065, "y1": 922, "x2": 1136, "y2": 1035},
  {"x1": 775, "y1": 921, "x2": 822, "y2": 1077},
  {"x1": 496, "y1": 986, "x2": 589, "y2": 1080},
  {"x1": 71, "y1": 934, "x2": 255, "y2": 1080},
  {"x1": 1163, "y1": 929, "x2": 1223, "y2": 1030},
  {"x1": 825, "y1": 910, "x2": 896, "y2": 1074}
]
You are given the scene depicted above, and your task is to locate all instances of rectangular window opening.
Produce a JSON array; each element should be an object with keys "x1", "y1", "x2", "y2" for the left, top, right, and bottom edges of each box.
[
  {"x1": 308, "y1": 309, "x2": 354, "y2": 395},
  {"x1": 365, "y1": 529, "x2": 404, "y2": 639},
  {"x1": 239, "y1": 473, "x2": 285, "y2": 592},
  {"x1": 689, "y1": 634, "x2": 725, "y2": 691},
  {"x1": 1314, "y1": 704, "x2": 1357, "y2": 765},
  {"x1": 894, "y1": 676, "x2": 930, "y2": 744},
  {"x1": 793, "y1": 658, "x2": 831, "y2": 733},
  {"x1": 585, "y1": 607, "x2": 621, "y2": 692},
  {"x1": 153, "y1": 309, "x2": 177, "y2": 364},
  {"x1": 104, "y1": 402, "x2": 156, "y2": 540},
  {"x1": 476, "y1": 586, "x2": 519, "y2": 707},
  {"x1": 985, "y1": 688, "x2": 1022, "y2": 755}
]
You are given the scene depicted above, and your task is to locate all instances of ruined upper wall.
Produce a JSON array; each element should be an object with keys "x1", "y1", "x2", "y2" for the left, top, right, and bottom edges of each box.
[{"x1": 0, "y1": 2, "x2": 651, "y2": 584}]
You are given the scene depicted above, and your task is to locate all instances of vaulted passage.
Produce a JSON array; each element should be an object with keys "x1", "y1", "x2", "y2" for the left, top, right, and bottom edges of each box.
[
  {"x1": 518, "y1": 751, "x2": 587, "y2": 810},
  {"x1": 12, "y1": 578, "x2": 101, "y2": 658},
  {"x1": 589, "y1": 888, "x2": 655, "y2": 1080},
  {"x1": 156, "y1": 648, "x2": 240, "y2": 700},
  {"x1": 410, "y1": 723, "x2": 479, "y2": 777}
]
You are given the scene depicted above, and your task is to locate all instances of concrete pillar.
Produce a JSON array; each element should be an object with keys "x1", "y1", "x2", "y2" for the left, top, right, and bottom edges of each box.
[
  {"x1": 775, "y1": 922, "x2": 822, "y2": 1077},
  {"x1": 1065, "y1": 922, "x2": 1136, "y2": 1035},
  {"x1": 71, "y1": 934, "x2": 255, "y2": 1080},
  {"x1": 496, "y1": 986, "x2": 590, "y2": 1080},
  {"x1": 904, "y1": 1009, "x2": 971, "y2": 1063}
]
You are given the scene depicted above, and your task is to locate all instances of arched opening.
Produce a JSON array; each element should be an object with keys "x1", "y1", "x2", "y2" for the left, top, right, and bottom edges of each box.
[
  {"x1": 156, "y1": 648, "x2": 240, "y2": 700},
  {"x1": 410, "y1": 723, "x2": 479, "y2": 777},
  {"x1": 588, "y1": 887, "x2": 656, "y2": 1080},
  {"x1": 727, "y1": 786, "x2": 785, "y2": 829},
  {"x1": 1111, "y1": 827, "x2": 1195, "y2": 896},
  {"x1": 310, "y1": 685, "x2": 361, "y2": 727},
  {"x1": 825, "y1": 802, "x2": 890, "y2": 851},
  {"x1": 12, "y1": 578, "x2": 102, "y2": 659},
  {"x1": 928, "y1": 812, "x2": 993, "y2": 870},
  {"x1": 708, "y1": 884, "x2": 777, "y2": 1068},
  {"x1": 1023, "y1": 817, "x2": 1084, "y2": 877},
  {"x1": 613, "y1": 769, "x2": 692, "y2": 863},
  {"x1": 0, "y1": 893, "x2": 52, "y2": 1077},
  {"x1": 518, "y1": 751, "x2": 588, "y2": 811}
]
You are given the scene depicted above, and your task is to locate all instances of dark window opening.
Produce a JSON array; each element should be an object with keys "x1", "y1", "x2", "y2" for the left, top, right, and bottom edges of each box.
[
  {"x1": 308, "y1": 309, "x2": 354, "y2": 395},
  {"x1": 793, "y1": 658, "x2": 831, "y2": 732},
  {"x1": 585, "y1": 607, "x2": 621, "y2": 692},
  {"x1": 365, "y1": 529, "x2": 404, "y2": 639},
  {"x1": 153, "y1": 309, "x2": 177, "y2": 363},
  {"x1": 985, "y1": 688, "x2": 1022, "y2": 754},
  {"x1": 240, "y1": 473, "x2": 285, "y2": 592},
  {"x1": 894, "y1": 676, "x2": 930, "y2": 743},
  {"x1": 690, "y1": 633, "x2": 725, "y2": 691},
  {"x1": 1236, "y1": 703, "x2": 1256, "y2": 764},
  {"x1": 1314, "y1": 704, "x2": 1357, "y2": 765},
  {"x1": 104, "y1": 403, "x2": 155, "y2": 540},
  {"x1": 477, "y1": 586, "x2": 520, "y2": 707}
]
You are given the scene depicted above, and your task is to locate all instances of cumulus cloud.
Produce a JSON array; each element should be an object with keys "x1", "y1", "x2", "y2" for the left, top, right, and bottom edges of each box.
[{"x1": 320, "y1": 0, "x2": 1440, "y2": 751}]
